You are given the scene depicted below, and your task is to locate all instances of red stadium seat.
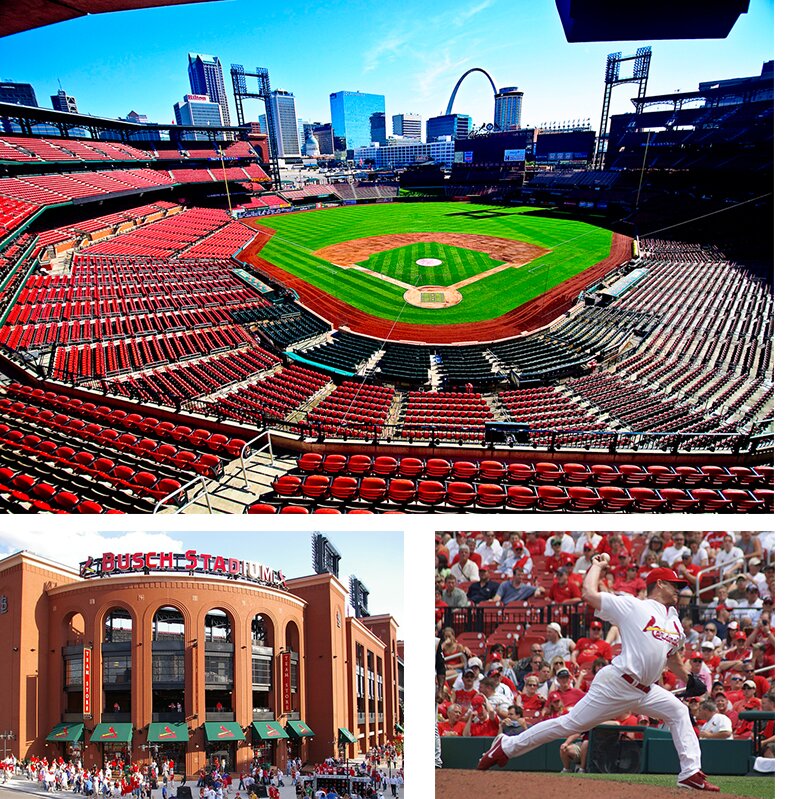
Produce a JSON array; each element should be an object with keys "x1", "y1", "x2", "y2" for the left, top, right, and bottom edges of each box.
[
  {"x1": 399, "y1": 457, "x2": 425, "y2": 478},
  {"x1": 452, "y1": 461, "x2": 479, "y2": 480},
  {"x1": 476, "y1": 483, "x2": 506, "y2": 508},
  {"x1": 425, "y1": 458, "x2": 452, "y2": 479},
  {"x1": 273, "y1": 474, "x2": 302, "y2": 497},
  {"x1": 359, "y1": 477, "x2": 388, "y2": 503},
  {"x1": 323, "y1": 454, "x2": 348, "y2": 474},
  {"x1": 387, "y1": 479, "x2": 416, "y2": 505},
  {"x1": 248, "y1": 503, "x2": 278, "y2": 514},
  {"x1": 301, "y1": 475, "x2": 331, "y2": 500},
  {"x1": 330, "y1": 476, "x2": 359, "y2": 502},
  {"x1": 347, "y1": 454, "x2": 373, "y2": 475},
  {"x1": 446, "y1": 481, "x2": 476, "y2": 508},
  {"x1": 298, "y1": 453, "x2": 323, "y2": 473},
  {"x1": 417, "y1": 480, "x2": 446, "y2": 506},
  {"x1": 507, "y1": 462, "x2": 533, "y2": 483},
  {"x1": 506, "y1": 485, "x2": 537, "y2": 510}
]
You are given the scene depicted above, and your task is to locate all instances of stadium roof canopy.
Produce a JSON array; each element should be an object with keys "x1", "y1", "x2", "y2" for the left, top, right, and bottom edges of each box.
[
  {"x1": 555, "y1": 0, "x2": 750, "y2": 42},
  {"x1": 1, "y1": 0, "x2": 220, "y2": 38}
]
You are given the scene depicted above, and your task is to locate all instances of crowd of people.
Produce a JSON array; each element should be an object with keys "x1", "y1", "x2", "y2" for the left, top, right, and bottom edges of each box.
[
  {"x1": 0, "y1": 746, "x2": 403, "y2": 799},
  {"x1": 435, "y1": 531, "x2": 775, "y2": 769}
]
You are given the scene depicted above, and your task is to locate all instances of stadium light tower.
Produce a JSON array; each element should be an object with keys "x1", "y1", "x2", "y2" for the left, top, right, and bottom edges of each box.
[
  {"x1": 230, "y1": 64, "x2": 282, "y2": 188},
  {"x1": 594, "y1": 46, "x2": 651, "y2": 170}
]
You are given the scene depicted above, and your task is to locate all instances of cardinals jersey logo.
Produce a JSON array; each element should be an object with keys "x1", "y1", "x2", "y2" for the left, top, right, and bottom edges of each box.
[{"x1": 642, "y1": 616, "x2": 682, "y2": 647}]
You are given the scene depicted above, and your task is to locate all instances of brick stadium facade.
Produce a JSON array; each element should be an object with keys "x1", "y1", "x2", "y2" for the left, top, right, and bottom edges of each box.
[{"x1": 0, "y1": 550, "x2": 400, "y2": 774}]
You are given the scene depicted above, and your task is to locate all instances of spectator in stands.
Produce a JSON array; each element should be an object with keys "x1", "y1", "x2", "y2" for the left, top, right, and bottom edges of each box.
[
  {"x1": 437, "y1": 704, "x2": 472, "y2": 737},
  {"x1": 552, "y1": 667, "x2": 585, "y2": 709},
  {"x1": 695, "y1": 699, "x2": 734, "y2": 740},
  {"x1": 674, "y1": 550, "x2": 701, "y2": 583},
  {"x1": 575, "y1": 657, "x2": 608, "y2": 692},
  {"x1": 688, "y1": 536, "x2": 710, "y2": 569},
  {"x1": 499, "y1": 705, "x2": 528, "y2": 737},
  {"x1": 700, "y1": 641, "x2": 721, "y2": 673},
  {"x1": 467, "y1": 567, "x2": 500, "y2": 605},
  {"x1": 450, "y1": 545, "x2": 479, "y2": 583},
  {"x1": 688, "y1": 653, "x2": 712, "y2": 693},
  {"x1": 573, "y1": 543, "x2": 595, "y2": 575},
  {"x1": 545, "y1": 540, "x2": 574, "y2": 573},
  {"x1": 492, "y1": 568, "x2": 541, "y2": 605},
  {"x1": 720, "y1": 632, "x2": 752, "y2": 672},
  {"x1": 452, "y1": 670, "x2": 480, "y2": 711},
  {"x1": 543, "y1": 691, "x2": 567, "y2": 720},
  {"x1": 715, "y1": 534, "x2": 745, "y2": 577},
  {"x1": 574, "y1": 532, "x2": 602, "y2": 555},
  {"x1": 497, "y1": 532, "x2": 525, "y2": 573},
  {"x1": 762, "y1": 565, "x2": 775, "y2": 602},
  {"x1": 517, "y1": 675, "x2": 546, "y2": 723},
  {"x1": 479, "y1": 674, "x2": 511, "y2": 719},
  {"x1": 700, "y1": 623, "x2": 722, "y2": 650},
  {"x1": 662, "y1": 533, "x2": 690, "y2": 567},
  {"x1": 435, "y1": 554, "x2": 451, "y2": 581},
  {"x1": 736, "y1": 586, "x2": 763, "y2": 617},
  {"x1": 746, "y1": 615, "x2": 775, "y2": 672},
  {"x1": 514, "y1": 642, "x2": 545, "y2": 687},
  {"x1": 549, "y1": 567, "x2": 582, "y2": 605},
  {"x1": 465, "y1": 694, "x2": 499, "y2": 738},
  {"x1": 542, "y1": 623, "x2": 575, "y2": 664},
  {"x1": 708, "y1": 603, "x2": 732, "y2": 643},
  {"x1": 714, "y1": 690, "x2": 733, "y2": 716},
  {"x1": 500, "y1": 540, "x2": 535, "y2": 577},
  {"x1": 444, "y1": 532, "x2": 466, "y2": 563},
  {"x1": 573, "y1": 620, "x2": 613, "y2": 668},
  {"x1": 732, "y1": 680, "x2": 761, "y2": 717},
  {"x1": 743, "y1": 558, "x2": 767, "y2": 595},
  {"x1": 544, "y1": 532, "x2": 575, "y2": 556},
  {"x1": 760, "y1": 694, "x2": 775, "y2": 757},
  {"x1": 681, "y1": 616, "x2": 700, "y2": 647},
  {"x1": 441, "y1": 574, "x2": 469, "y2": 608},
  {"x1": 708, "y1": 585, "x2": 738, "y2": 614},
  {"x1": 524, "y1": 533, "x2": 547, "y2": 556},
  {"x1": 614, "y1": 563, "x2": 646, "y2": 596},
  {"x1": 728, "y1": 575, "x2": 749, "y2": 602},
  {"x1": 475, "y1": 532, "x2": 502, "y2": 567},
  {"x1": 677, "y1": 586, "x2": 694, "y2": 615},
  {"x1": 736, "y1": 531, "x2": 763, "y2": 561},
  {"x1": 638, "y1": 534, "x2": 664, "y2": 566}
]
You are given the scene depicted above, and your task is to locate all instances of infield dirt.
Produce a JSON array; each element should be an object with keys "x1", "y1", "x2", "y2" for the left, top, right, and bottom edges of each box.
[{"x1": 436, "y1": 770, "x2": 757, "y2": 799}]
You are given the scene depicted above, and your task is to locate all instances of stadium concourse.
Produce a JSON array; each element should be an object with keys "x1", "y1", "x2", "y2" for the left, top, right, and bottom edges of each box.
[
  {"x1": 0, "y1": 123, "x2": 772, "y2": 513},
  {"x1": 434, "y1": 531, "x2": 775, "y2": 776}
]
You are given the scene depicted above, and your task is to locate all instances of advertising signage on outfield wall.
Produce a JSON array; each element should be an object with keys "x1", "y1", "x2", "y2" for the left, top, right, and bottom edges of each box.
[
  {"x1": 503, "y1": 149, "x2": 527, "y2": 162},
  {"x1": 79, "y1": 551, "x2": 287, "y2": 590}
]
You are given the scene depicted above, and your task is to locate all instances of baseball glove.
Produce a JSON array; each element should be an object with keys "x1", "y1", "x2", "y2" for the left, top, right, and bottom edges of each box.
[{"x1": 682, "y1": 673, "x2": 707, "y2": 698}]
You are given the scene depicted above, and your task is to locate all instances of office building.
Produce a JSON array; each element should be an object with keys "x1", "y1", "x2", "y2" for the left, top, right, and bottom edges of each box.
[
  {"x1": 173, "y1": 94, "x2": 223, "y2": 140},
  {"x1": 187, "y1": 53, "x2": 232, "y2": 127},
  {"x1": 392, "y1": 113, "x2": 422, "y2": 141},
  {"x1": 313, "y1": 123, "x2": 335, "y2": 156},
  {"x1": 426, "y1": 113, "x2": 472, "y2": 142},
  {"x1": 0, "y1": 81, "x2": 37, "y2": 106},
  {"x1": 370, "y1": 112, "x2": 386, "y2": 145},
  {"x1": 268, "y1": 89, "x2": 300, "y2": 157},
  {"x1": 329, "y1": 91, "x2": 385, "y2": 150},
  {"x1": 0, "y1": 549, "x2": 401, "y2": 774},
  {"x1": 352, "y1": 139, "x2": 455, "y2": 169},
  {"x1": 50, "y1": 89, "x2": 78, "y2": 113},
  {"x1": 494, "y1": 86, "x2": 523, "y2": 131}
]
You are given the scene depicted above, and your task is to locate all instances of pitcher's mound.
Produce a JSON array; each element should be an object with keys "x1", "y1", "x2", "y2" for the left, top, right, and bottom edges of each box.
[
  {"x1": 404, "y1": 285, "x2": 462, "y2": 309},
  {"x1": 417, "y1": 258, "x2": 443, "y2": 267}
]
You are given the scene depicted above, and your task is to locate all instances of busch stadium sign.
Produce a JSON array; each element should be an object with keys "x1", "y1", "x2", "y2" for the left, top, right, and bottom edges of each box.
[{"x1": 79, "y1": 551, "x2": 287, "y2": 590}]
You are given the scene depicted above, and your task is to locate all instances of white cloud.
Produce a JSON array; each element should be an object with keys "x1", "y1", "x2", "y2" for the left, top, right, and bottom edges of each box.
[
  {"x1": 454, "y1": 0, "x2": 496, "y2": 27},
  {"x1": 0, "y1": 531, "x2": 185, "y2": 570},
  {"x1": 363, "y1": 30, "x2": 413, "y2": 74}
]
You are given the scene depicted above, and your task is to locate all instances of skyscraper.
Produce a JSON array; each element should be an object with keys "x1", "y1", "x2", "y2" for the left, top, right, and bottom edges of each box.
[
  {"x1": 392, "y1": 113, "x2": 422, "y2": 141},
  {"x1": 426, "y1": 113, "x2": 472, "y2": 142},
  {"x1": 187, "y1": 53, "x2": 231, "y2": 127},
  {"x1": 50, "y1": 89, "x2": 78, "y2": 113},
  {"x1": 173, "y1": 94, "x2": 223, "y2": 141},
  {"x1": 329, "y1": 91, "x2": 386, "y2": 150},
  {"x1": 312, "y1": 123, "x2": 334, "y2": 155},
  {"x1": 370, "y1": 112, "x2": 386, "y2": 145},
  {"x1": 0, "y1": 82, "x2": 37, "y2": 106},
  {"x1": 269, "y1": 89, "x2": 300, "y2": 157},
  {"x1": 494, "y1": 87, "x2": 523, "y2": 131}
]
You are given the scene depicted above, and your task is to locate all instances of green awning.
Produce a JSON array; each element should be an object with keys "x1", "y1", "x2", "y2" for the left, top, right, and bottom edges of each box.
[
  {"x1": 90, "y1": 723, "x2": 133, "y2": 743},
  {"x1": 394, "y1": 724, "x2": 404, "y2": 734},
  {"x1": 337, "y1": 727, "x2": 357, "y2": 745},
  {"x1": 204, "y1": 722, "x2": 246, "y2": 742},
  {"x1": 46, "y1": 723, "x2": 84, "y2": 743},
  {"x1": 147, "y1": 722, "x2": 189, "y2": 743},
  {"x1": 284, "y1": 720, "x2": 315, "y2": 738},
  {"x1": 252, "y1": 721, "x2": 289, "y2": 741}
]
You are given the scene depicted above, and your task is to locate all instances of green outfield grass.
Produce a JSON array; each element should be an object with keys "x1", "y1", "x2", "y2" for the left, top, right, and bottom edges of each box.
[
  {"x1": 562, "y1": 772, "x2": 775, "y2": 799},
  {"x1": 256, "y1": 202, "x2": 613, "y2": 325},
  {"x1": 357, "y1": 242, "x2": 502, "y2": 285}
]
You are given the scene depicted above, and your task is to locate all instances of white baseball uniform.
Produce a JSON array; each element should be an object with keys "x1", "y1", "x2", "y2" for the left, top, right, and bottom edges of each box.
[{"x1": 501, "y1": 591, "x2": 702, "y2": 781}]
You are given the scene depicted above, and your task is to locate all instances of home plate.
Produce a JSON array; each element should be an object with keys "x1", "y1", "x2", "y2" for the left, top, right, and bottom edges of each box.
[{"x1": 416, "y1": 258, "x2": 442, "y2": 267}]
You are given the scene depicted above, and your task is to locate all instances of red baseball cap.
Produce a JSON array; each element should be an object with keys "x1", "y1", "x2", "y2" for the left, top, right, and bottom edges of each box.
[
  {"x1": 733, "y1": 631, "x2": 747, "y2": 641},
  {"x1": 471, "y1": 694, "x2": 486, "y2": 707},
  {"x1": 645, "y1": 567, "x2": 689, "y2": 587},
  {"x1": 590, "y1": 620, "x2": 603, "y2": 630},
  {"x1": 548, "y1": 691, "x2": 562, "y2": 703}
]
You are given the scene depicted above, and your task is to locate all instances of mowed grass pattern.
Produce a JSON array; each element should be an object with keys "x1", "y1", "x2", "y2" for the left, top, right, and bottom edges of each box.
[
  {"x1": 358, "y1": 242, "x2": 502, "y2": 285},
  {"x1": 257, "y1": 203, "x2": 613, "y2": 325}
]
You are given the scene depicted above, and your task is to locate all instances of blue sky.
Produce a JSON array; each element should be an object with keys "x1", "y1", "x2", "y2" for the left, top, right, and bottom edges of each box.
[
  {"x1": 0, "y1": 530, "x2": 404, "y2": 631},
  {"x1": 0, "y1": 0, "x2": 773, "y2": 131}
]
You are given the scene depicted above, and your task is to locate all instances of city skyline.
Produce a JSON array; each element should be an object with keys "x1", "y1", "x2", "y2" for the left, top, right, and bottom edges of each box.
[{"x1": 0, "y1": 0, "x2": 774, "y2": 136}]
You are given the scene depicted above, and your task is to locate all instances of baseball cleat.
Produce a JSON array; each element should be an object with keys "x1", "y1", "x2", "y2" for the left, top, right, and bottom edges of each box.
[
  {"x1": 678, "y1": 771, "x2": 720, "y2": 791},
  {"x1": 476, "y1": 735, "x2": 508, "y2": 770}
]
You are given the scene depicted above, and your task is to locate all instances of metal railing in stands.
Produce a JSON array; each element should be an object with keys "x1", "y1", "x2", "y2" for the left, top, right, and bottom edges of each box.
[
  {"x1": 153, "y1": 473, "x2": 213, "y2": 515},
  {"x1": 692, "y1": 546, "x2": 773, "y2": 600}
]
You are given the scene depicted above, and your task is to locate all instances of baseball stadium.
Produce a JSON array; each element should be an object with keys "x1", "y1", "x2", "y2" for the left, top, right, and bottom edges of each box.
[
  {"x1": 0, "y1": 5, "x2": 773, "y2": 514},
  {"x1": 435, "y1": 531, "x2": 775, "y2": 798}
]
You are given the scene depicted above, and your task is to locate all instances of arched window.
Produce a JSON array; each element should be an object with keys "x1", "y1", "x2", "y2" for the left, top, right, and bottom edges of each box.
[
  {"x1": 153, "y1": 606, "x2": 185, "y2": 641},
  {"x1": 204, "y1": 608, "x2": 232, "y2": 643},
  {"x1": 104, "y1": 608, "x2": 133, "y2": 643}
]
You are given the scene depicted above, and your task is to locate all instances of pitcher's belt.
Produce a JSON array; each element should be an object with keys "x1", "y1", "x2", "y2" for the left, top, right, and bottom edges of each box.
[{"x1": 621, "y1": 673, "x2": 651, "y2": 693}]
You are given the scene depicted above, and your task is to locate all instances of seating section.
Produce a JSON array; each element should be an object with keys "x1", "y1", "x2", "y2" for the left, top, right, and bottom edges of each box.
[
  {"x1": 210, "y1": 364, "x2": 332, "y2": 425},
  {"x1": 251, "y1": 453, "x2": 773, "y2": 514},
  {"x1": 0, "y1": 383, "x2": 249, "y2": 513},
  {"x1": 377, "y1": 343, "x2": 432, "y2": 383},
  {"x1": 178, "y1": 222, "x2": 254, "y2": 260},
  {"x1": 0, "y1": 136, "x2": 151, "y2": 162},
  {"x1": 400, "y1": 391, "x2": 492, "y2": 442},
  {"x1": 105, "y1": 346, "x2": 281, "y2": 406},
  {"x1": 297, "y1": 331, "x2": 381, "y2": 374},
  {"x1": 305, "y1": 381, "x2": 395, "y2": 438},
  {"x1": 0, "y1": 197, "x2": 39, "y2": 235},
  {"x1": 499, "y1": 386, "x2": 606, "y2": 436}
]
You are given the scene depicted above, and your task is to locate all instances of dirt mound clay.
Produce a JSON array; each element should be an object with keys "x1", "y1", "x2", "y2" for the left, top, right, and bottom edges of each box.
[
  {"x1": 436, "y1": 770, "x2": 755, "y2": 799},
  {"x1": 314, "y1": 232, "x2": 547, "y2": 266}
]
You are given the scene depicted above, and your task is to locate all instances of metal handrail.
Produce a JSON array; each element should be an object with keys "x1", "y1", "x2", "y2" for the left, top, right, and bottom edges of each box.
[
  {"x1": 152, "y1": 473, "x2": 213, "y2": 515},
  {"x1": 692, "y1": 544, "x2": 773, "y2": 599}
]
